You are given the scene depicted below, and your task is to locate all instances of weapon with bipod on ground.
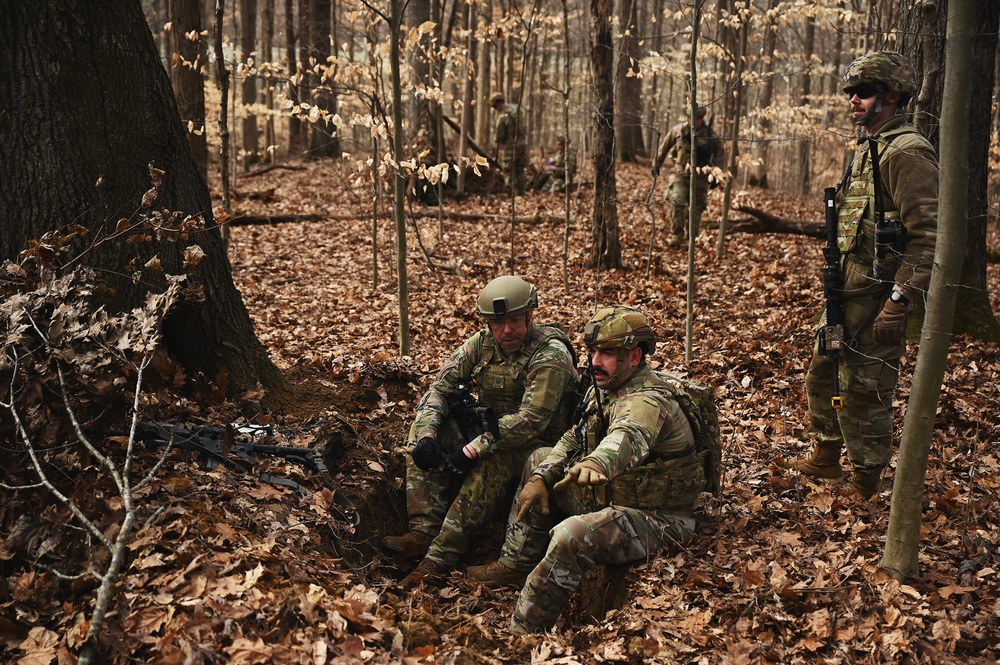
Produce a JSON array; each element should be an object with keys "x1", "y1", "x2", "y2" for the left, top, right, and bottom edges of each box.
[{"x1": 138, "y1": 422, "x2": 359, "y2": 526}]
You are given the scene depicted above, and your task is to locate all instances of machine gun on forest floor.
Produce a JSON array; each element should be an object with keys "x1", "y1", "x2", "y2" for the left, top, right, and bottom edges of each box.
[{"x1": 138, "y1": 422, "x2": 359, "y2": 526}]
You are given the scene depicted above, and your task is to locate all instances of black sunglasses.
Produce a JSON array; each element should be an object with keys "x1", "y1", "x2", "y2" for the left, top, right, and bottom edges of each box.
[{"x1": 845, "y1": 83, "x2": 879, "y2": 100}]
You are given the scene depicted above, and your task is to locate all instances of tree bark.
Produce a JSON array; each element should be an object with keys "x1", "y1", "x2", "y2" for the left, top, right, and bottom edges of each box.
[
  {"x1": 167, "y1": 0, "x2": 209, "y2": 178},
  {"x1": 240, "y1": 0, "x2": 259, "y2": 169},
  {"x1": 614, "y1": 0, "x2": 646, "y2": 161},
  {"x1": 308, "y1": 0, "x2": 339, "y2": 158},
  {"x1": 589, "y1": 0, "x2": 621, "y2": 269},
  {"x1": 0, "y1": 0, "x2": 284, "y2": 394},
  {"x1": 899, "y1": 0, "x2": 1000, "y2": 342},
  {"x1": 882, "y1": 0, "x2": 973, "y2": 581}
]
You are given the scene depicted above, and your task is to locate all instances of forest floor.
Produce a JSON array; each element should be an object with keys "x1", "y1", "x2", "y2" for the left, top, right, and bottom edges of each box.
[{"x1": 5, "y1": 159, "x2": 1000, "y2": 664}]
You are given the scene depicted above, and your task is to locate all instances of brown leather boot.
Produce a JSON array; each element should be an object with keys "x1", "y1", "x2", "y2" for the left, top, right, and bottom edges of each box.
[
  {"x1": 380, "y1": 530, "x2": 434, "y2": 559},
  {"x1": 466, "y1": 561, "x2": 529, "y2": 589},
  {"x1": 781, "y1": 443, "x2": 845, "y2": 481},
  {"x1": 400, "y1": 560, "x2": 449, "y2": 589},
  {"x1": 835, "y1": 468, "x2": 882, "y2": 499}
]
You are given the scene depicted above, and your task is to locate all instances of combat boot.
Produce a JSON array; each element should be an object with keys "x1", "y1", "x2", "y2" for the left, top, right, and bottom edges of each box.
[
  {"x1": 781, "y1": 443, "x2": 845, "y2": 481},
  {"x1": 467, "y1": 561, "x2": 529, "y2": 589},
  {"x1": 380, "y1": 530, "x2": 434, "y2": 559},
  {"x1": 835, "y1": 468, "x2": 882, "y2": 499},
  {"x1": 400, "y1": 559, "x2": 449, "y2": 589}
]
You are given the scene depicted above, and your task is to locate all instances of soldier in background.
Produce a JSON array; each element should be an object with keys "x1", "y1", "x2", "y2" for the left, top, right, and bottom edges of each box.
[
  {"x1": 780, "y1": 52, "x2": 938, "y2": 499},
  {"x1": 381, "y1": 276, "x2": 579, "y2": 588},
  {"x1": 652, "y1": 105, "x2": 725, "y2": 246},
  {"x1": 468, "y1": 306, "x2": 705, "y2": 634},
  {"x1": 490, "y1": 93, "x2": 528, "y2": 194},
  {"x1": 539, "y1": 136, "x2": 577, "y2": 193}
]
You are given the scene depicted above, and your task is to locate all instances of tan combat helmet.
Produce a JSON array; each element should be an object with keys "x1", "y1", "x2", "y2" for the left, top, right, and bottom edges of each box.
[
  {"x1": 489, "y1": 92, "x2": 505, "y2": 108},
  {"x1": 583, "y1": 306, "x2": 656, "y2": 356},
  {"x1": 476, "y1": 275, "x2": 538, "y2": 318}
]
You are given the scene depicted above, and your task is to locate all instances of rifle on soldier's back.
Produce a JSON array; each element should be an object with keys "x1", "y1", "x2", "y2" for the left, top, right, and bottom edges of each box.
[{"x1": 138, "y1": 422, "x2": 359, "y2": 526}]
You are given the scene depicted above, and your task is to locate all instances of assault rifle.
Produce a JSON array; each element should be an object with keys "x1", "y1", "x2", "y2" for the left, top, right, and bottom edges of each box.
[
  {"x1": 451, "y1": 382, "x2": 500, "y2": 443},
  {"x1": 139, "y1": 422, "x2": 359, "y2": 525},
  {"x1": 818, "y1": 187, "x2": 845, "y2": 411}
]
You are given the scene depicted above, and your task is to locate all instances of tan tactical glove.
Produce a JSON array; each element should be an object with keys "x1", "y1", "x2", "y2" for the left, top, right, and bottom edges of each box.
[
  {"x1": 515, "y1": 476, "x2": 550, "y2": 522},
  {"x1": 553, "y1": 459, "x2": 608, "y2": 492},
  {"x1": 873, "y1": 299, "x2": 908, "y2": 346}
]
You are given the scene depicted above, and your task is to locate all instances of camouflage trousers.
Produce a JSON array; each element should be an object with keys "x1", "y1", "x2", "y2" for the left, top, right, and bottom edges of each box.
[
  {"x1": 406, "y1": 419, "x2": 537, "y2": 567},
  {"x1": 501, "y1": 145, "x2": 528, "y2": 192},
  {"x1": 499, "y1": 449, "x2": 696, "y2": 633},
  {"x1": 806, "y1": 294, "x2": 903, "y2": 471},
  {"x1": 666, "y1": 174, "x2": 710, "y2": 238}
]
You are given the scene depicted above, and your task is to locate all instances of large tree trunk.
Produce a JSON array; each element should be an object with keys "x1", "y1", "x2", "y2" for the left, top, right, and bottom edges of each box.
[
  {"x1": 240, "y1": 0, "x2": 259, "y2": 170},
  {"x1": 882, "y1": 0, "x2": 973, "y2": 581},
  {"x1": 0, "y1": 0, "x2": 284, "y2": 394},
  {"x1": 898, "y1": 0, "x2": 1000, "y2": 342},
  {"x1": 167, "y1": 0, "x2": 208, "y2": 179},
  {"x1": 308, "y1": 0, "x2": 339, "y2": 157},
  {"x1": 285, "y1": 0, "x2": 303, "y2": 154},
  {"x1": 614, "y1": 0, "x2": 645, "y2": 161},
  {"x1": 589, "y1": 0, "x2": 621, "y2": 269}
]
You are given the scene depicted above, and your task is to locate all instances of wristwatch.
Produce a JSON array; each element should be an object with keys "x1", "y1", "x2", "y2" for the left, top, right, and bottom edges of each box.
[{"x1": 889, "y1": 290, "x2": 910, "y2": 306}]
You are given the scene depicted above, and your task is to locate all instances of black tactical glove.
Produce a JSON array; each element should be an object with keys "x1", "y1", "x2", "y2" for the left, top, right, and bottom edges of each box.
[
  {"x1": 443, "y1": 449, "x2": 477, "y2": 478},
  {"x1": 411, "y1": 436, "x2": 444, "y2": 471}
]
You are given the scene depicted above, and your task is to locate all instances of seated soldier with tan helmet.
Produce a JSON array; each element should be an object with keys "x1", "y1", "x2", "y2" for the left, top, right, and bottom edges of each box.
[{"x1": 382, "y1": 276, "x2": 579, "y2": 588}]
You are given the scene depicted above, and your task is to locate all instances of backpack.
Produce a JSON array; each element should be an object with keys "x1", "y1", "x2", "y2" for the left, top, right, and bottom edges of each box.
[{"x1": 661, "y1": 373, "x2": 722, "y2": 497}]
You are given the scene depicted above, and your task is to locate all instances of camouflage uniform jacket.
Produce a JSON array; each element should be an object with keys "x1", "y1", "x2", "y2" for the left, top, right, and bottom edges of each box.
[
  {"x1": 653, "y1": 121, "x2": 724, "y2": 177},
  {"x1": 409, "y1": 324, "x2": 578, "y2": 456},
  {"x1": 495, "y1": 104, "x2": 527, "y2": 149},
  {"x1": 532, "y1": 365, "x2": 702, "y2": 512},
  {"x1": 837, "y1": 115, "x2": 938, "y2": 302},
  {"x1": 549, "y1": 149, "x2": 576, "y2": 181}
]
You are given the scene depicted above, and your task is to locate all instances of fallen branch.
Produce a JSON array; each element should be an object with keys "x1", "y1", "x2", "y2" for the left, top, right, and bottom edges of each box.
[
  {"x1": 729, "y1": 205, "x2": 824, "y2": 238},
  {"x1": 238, "y1": 163, "x2": 307, "y2": 178},
  {"x1": 230, "y1": 213, "x2": 325, "y2": 225}
]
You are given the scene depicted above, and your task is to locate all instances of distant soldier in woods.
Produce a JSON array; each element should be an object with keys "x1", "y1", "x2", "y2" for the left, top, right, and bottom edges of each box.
[
  {"x1": 382, "y1": 276, "x2": 579, "y2": 587},
  {"x1": 490, "y1": 93, "x2": 528, "y2": 194},
  {"x1": 651, "y1": 105, "x2": 725, "y2": 246},
  {"x1": 468, "y1": 306, "x2": 709, "y2": 634},
  {"x1": 539, "y1": 136, "x2": 577, "y2": 193},
  {"x1": 780, "y1": 52, "x2": 938, "y2": 498}
]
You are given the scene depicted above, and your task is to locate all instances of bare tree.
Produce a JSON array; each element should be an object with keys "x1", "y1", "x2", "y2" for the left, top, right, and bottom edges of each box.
[{"x1": 882, "y1": 0, "x2": 973, "y2": 580}]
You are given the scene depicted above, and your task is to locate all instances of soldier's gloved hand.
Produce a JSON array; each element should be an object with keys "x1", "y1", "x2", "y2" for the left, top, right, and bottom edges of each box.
[
  {"x1": 553, "y1": 460, "x2": 608, "y2": 492},
  {"x1": 873, "y1": 299, "x2": 908, "y2": 346},
  {"x1": 651, "y1": 166, "x2": 660, "y2": 177},
  {"x1": 411, "y1": 437, "x2": 444, "y2": 471},
  {"x1": 443, "y1": 449, "x2": 477, "y2": 477},
  {"x1": 515, "y1": 476, "x2": 550, "y2": 522}
]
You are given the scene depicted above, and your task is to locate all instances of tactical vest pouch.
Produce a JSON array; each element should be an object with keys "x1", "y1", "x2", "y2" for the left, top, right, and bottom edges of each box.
[{"x1": 606, "y1": 453, "x2": 706, "y2": 511}]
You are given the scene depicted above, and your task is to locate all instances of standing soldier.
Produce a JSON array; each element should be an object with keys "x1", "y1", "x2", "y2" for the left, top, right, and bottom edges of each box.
[
  {"x1": 651, "y1": 105, "x2": 725, "y2": 246},
  {"x1": 781, "y1": 52, "x2": 938, "y2": 498},
  {"x1": 541, "y1": 136, "x2": 577, "y2": 193},
  {"x1": 381, "y1": 276, "x2": 579, "y2": 587},
  {"x1": 468, "y1": 306, "x2": 706, "y2": 634},
  {"x1": 490, "y1": 93, "x2": 528, "y2": 194}
]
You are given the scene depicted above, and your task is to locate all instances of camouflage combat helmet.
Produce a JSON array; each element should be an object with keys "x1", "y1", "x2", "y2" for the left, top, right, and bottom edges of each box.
[
  {"x1": 693, "y1": 105, "x2": 708, "y2": 119},
  {"x1": 476, "y1": 275, "x2": 538, "y2": 318},
  {"x1": 843, "y1": 51, "x2": 916, "y2": 99},
  {"x1": 583, "y1": 306, "x2": 656, "y2": 355},
  {"x1": 489, "y1": 92, "x2": 505, "y2": 107}
]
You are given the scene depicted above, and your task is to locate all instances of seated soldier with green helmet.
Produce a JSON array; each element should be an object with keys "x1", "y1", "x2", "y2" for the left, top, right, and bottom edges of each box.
[
  {"x1": 382, "y1": 276, "x2": 579, "y2": 588},
  {"x1": 468, "y1": 306, "x2": 706, "y2": 633}
]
